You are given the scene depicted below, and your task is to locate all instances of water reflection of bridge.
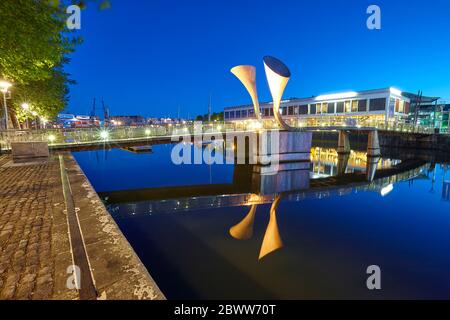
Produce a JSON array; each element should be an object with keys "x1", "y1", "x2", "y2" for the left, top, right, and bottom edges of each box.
[{"x1": 102, "y1": 158, "x2": 429, "y2": 216}]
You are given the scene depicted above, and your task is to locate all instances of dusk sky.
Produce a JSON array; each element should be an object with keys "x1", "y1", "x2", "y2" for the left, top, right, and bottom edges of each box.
[{"x1": 66, "y1": 0, "x2": 450, "y2": 118}]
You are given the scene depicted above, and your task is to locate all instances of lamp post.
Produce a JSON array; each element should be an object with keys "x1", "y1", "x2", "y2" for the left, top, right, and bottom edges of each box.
[
  {"x1": 21, "y1": 103, "x2": 30, "y2": 129},
  {"x1": 0, "y1": 81, "x2": 12, "y2": 130},
  {"x1": 31, "y1": 111, "x2": 39, "y2": 130},
  {"x1": 41, "y1": 117, "x2": 48, "y2": 129}
]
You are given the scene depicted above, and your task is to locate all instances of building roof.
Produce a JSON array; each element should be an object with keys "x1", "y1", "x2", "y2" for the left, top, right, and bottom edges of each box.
[
  {"x1": 402, "y1": 92, "x2": 440, "y2": 104},
  {"x1": 224, "y1": 87, "x2": 408, "y2": 110}
]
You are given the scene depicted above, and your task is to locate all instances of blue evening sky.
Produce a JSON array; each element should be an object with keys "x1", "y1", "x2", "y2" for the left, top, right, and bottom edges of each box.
[{"x1": 65, "y1": 0, "x2": 450, "y2": 118}]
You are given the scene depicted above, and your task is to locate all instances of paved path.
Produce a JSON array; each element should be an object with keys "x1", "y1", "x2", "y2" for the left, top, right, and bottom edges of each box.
[{"x1": 0, "y1": 154, "x2": 164, "y2": 300}]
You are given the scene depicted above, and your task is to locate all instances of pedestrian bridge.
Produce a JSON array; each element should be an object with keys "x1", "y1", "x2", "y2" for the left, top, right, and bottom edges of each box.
[{"x1": 0, "y1": 122, "x2": 435, "y2": 152}]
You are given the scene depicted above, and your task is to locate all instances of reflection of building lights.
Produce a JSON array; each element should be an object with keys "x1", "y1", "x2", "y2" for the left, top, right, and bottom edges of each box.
[
  {"x1": 315, "y1": 91, "x2": 358, "y2": 101},
  {"x1": 380, "y1": 184, "x2": 394, "y2": 197}
]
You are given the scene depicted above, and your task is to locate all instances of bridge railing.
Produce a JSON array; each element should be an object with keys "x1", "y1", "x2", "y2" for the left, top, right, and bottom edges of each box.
[
  {"x1": 0, "y1": 123, "x2": 235, "y2": 150},
  {"x1": 0, "y1": 119, "x2": 440, "y2": 151}
]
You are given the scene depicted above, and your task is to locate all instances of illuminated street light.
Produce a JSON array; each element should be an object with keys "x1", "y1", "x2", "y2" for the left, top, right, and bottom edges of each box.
[
  {"x1": 100, "y1": 130, "x2": 109, "y2": 140},
  {"x1": 41, "y1": 117, "x2": 48, "y2": 129},
  {"x1": 48, "y1": 134, "x2": 56, "y2": 143},
  {"x1": 21, "y1": 103, "x2": 32, "y2": 129},
  {"x1": 0, "y1": 80, "x2": 12, "y2": 130}
]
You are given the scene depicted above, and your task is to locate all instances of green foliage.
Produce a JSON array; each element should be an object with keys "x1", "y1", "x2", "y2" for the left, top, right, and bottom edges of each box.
[
  {"x1": 195, "y1": 112, "x2": 224, "y2": 122},
  {"x1": 0, "y1": 0, "x2": 79, "y2": 84},
  {"x1": 0, "y1": 0, "x2": 110, "y2": 127}
]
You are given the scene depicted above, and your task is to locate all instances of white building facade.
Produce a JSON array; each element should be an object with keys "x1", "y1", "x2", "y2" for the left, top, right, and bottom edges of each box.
[{"x1": 224, "y1": 88, "x2": 411, "y2": 127}]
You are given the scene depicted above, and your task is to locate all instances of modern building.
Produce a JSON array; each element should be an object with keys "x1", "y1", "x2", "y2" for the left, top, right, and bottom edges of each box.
[
  {"x1": 224, "y1": 87, "x2": 412, "y2": 127},
  {"x1": 57, "y1": 114, "x2": 100, "y2": 128},
  {"x1": 403, "y1": 92, "x2": 449, "y2": 132},
  {"x1": 110, "y1": 115, "x2": 146, "y2": 126}
]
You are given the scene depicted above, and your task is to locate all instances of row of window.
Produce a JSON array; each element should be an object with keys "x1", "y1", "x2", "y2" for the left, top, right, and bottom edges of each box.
[{"x1": 224, "y1": 98, "x2": 391, "y2": 119}]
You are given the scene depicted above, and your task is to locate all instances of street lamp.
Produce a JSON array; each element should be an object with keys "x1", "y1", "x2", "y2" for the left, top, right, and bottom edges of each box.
[
  {"x1": 0, "y1": 81, "x2": 12, "y2": 130},
  {"x1": 21, "y1": 103, "x2": 30, "y2": 129},
  {"x1": 41, "y1": 117, "x2": 48, "y2": 129},
  {"x1": 31, "y1": 111, "x2": 39, "y2": 129}
]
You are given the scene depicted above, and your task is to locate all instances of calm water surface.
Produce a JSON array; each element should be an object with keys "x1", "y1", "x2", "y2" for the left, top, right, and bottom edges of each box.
[{"x1": 73, "y1": 144, "x2": 450, "y2": 299}]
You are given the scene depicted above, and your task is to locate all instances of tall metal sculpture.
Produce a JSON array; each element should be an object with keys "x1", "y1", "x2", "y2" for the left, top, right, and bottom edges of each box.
[
  {"x1": 230, "y1": 65, "x2": 261, "y2": 121},
  {"x1": 263, "y1": 56, "x2": 296, "y2": 131},
  {"x1": 231, "y1": 56, "x2": 297, "y2": 131}
]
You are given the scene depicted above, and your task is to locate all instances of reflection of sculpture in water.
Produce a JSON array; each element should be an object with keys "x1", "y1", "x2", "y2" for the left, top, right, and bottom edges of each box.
[
  {"x1": 229, "y1": 204, "x2": 257, "y2": 240},
  {"x1": 229, "y1": 194, "x2": 284, "y2": 260},
  {"x1": 259, "y1": 194, "x2": 283, "y2": 260}
]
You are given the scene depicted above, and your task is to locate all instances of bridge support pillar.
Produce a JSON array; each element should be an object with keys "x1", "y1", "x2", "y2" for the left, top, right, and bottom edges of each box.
[
  {"x1": 366, "y1": 156, "x2": 380, "y2": 182},
  {"x1": 337, "y1": 153, "x2": 350, "y2": 176},
  {"x1": 367, "y1": 130, "x2": 381, "y2": 157},
  {"x1": 337, "y1": 130, "x2": 350, "y2": 154}
]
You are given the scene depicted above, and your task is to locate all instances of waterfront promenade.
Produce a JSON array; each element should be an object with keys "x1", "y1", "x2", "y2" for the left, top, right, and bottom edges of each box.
[{"x1": 0, "y1": 154, "x2": 164, "y2": 300}]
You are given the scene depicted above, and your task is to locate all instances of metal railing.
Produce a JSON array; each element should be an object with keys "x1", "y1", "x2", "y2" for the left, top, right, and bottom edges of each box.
[{"x1": 0, "y1": 120, "x2": 442, "y2": 151}]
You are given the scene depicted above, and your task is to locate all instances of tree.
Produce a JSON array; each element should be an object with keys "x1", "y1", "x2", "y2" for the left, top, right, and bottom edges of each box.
[
  {"x1": 0, "y1": 0, "x2": 110, "y2": 128},
  {"x1": 195, "y1": 112, "x2": 224, "y2": 122}
]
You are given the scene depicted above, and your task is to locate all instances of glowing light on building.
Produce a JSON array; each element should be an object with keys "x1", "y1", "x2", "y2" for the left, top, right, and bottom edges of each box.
[
  {"x1": 315, "y1": 91, "x2": 358, "y2": 101},
  {"x1": 48, "y1": 135, "x2": 56, "y2": 143},
  {"x1": 390, "y1": 87, "x2": 402, "y2": 96}
]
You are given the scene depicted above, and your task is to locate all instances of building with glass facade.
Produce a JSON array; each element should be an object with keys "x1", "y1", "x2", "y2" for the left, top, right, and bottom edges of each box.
[{"x1": 224, "y1": 87, "x2": 411, "y2": 127}]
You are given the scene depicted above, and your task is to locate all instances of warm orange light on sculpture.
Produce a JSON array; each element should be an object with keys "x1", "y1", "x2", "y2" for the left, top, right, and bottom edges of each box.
[
  {"x1": 229, "y1": 204, "x2": 258, "y2": 240},
  {"x1": 259, "y1": 194, "x2": 283, "y2": 260},
  {"x1": 230, "y1": 65, "x2": 261, "y2": 121},
  {"x1": 263, "y1": 56, "x2": 295, "y2": 131}
]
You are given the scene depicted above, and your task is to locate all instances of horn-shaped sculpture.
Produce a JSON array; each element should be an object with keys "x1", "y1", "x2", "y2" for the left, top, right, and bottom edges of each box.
[
  {"x1": 230, "y1": 65, "x2": 262, "y2": 121},
  {"x1": 229, "y1": 204, "x2": 258, "y2": 240},
  {"x1": 259, "y1": 194, "x2": 284, "y2": 260},
  {"x1": 263, "y1": 56, "x2": 296, "y2": 131}
]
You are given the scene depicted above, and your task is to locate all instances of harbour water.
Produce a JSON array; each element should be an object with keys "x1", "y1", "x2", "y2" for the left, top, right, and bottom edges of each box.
[{"x1": 74, "y1": 143, "x2": 450, "y2": 299}]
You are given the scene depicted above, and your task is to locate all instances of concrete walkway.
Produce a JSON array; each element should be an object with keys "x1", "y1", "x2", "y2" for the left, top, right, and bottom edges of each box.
[{"x1": 0, "y1": 153, "x2": 164, "y2": 300}]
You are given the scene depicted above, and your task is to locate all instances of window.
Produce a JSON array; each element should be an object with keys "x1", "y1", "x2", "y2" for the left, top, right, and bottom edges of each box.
[
  {"x1": 404, "y1": 102, "x2": 410, "y2": 114},
  {"x1": 229, "y1": 111, "x2": 235, "y2": 119},
  {"x1": 235, "y1": 110, "x2": 241, "y2": 118},
  {"x1": 321, "y1": 103, "x2": 328, "y2": 114},
  {"x1": 345, "y1": 101, "x2": 351, "y2": 113},
  {"x1": 249, "y1": 109, "x2": 254, "y2": 117},
  {"x1": 327, "y1": 102, "x2": 335, "y2": 114},
  {"x1": 224, "y1": 111, "x2": 230, "y2": 119},
  {"x1": 310, "y1": 104, "x2": 317, "y2": 114},
  {"x1": 299, "y1": 105, "x2": 308, "y2": 115},
  {"x1": 358, "y1": 100, "x2": 367, "y2": 112},
  {"x1": 269, "y1": 108, "x2": 274, "y2": 116},
  {"x1": 352, "y1": 100, "x2": 358, "y2": 112},
  {"x1": 288, "y1": 106, "x2": 294, "y2": 115},
  {"x1": 282, "y1": 107, "x2": 287, "y2": 115},
  {"x1": 242, "y1": 110, "x2": 248, "y2": 118},
  {"x1": 395, "y1": 99, "x2": 405, "y2": 113},
  {"x1": 264, "y1": 108, "x2": 269, "y2": 117},
  {"x1": 336, "y1": 102, "x2": 344, "y2": 113},
  {"x1": 369, "y1": 98, "x2": 386, "y2": 111}
]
